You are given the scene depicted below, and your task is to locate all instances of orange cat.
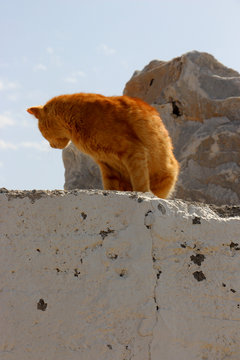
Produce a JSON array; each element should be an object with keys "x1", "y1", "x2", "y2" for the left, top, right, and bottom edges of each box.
[{"x1": 27, "y1": 93, "x2": 179, "y2": 198}]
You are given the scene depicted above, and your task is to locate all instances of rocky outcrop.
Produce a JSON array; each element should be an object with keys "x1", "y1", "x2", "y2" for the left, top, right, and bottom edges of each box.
[
  {"x1": 63, "y1": 51, "x2": 240, "y2": 205},
  {"x1": 124, "y1": 51, "x2": 240, "y2": 123},
  {"x1": 1, "y1": 189, "x2": 240, "y2": 359}
]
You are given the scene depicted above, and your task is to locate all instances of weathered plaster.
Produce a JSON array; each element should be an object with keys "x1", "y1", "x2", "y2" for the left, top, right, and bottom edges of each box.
[{"x1": 1, "y1": 189, "x2": 240, "y2": 359}]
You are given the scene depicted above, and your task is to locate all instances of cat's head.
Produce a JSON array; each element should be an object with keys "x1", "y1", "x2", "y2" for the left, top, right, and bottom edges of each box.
[{"x1": 27, "y1": 105, "x2": 70, "y2": 149}]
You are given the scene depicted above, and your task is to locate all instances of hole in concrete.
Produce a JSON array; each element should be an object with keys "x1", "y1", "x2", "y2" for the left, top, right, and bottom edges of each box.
[
  {"x1": 190, "y1": 254, "x2": 205, "y2": 266},
  {"x1": 144, "y1": 210, "x2": 154, "y2": 229},
  {"x1": 81, "y1": 212, "x2": 87, "y2": 220},
  {"x1": 99, "y1": 228, "x2": 115, "y2": 240},
  {"x1": 118, "y1": 269, "x2": 128, "y2": 278},
  {"x1": 129, "y1": 193, "x2": 138, "y2": 200},
  {"x1": 74, "y1": 269, "x2": 80, "y2": 277},
  {"x1": 157, "y1": 203, "x2": 166, "y2": 214},
  {"x1": 193, "y1": 271, "x2": 206, "y2": 281},
  {"x1": 192, "y1": 216, "x2": 201, "y2": 225},
  {"x1": 37, "y1": 298, "x2": 47, "y2": 311},
  {"x1": 106, "y1": 251, "x2": 118, "y2": 260},
  {"x1": 230, "y1": 242, "x2": 240, "y2": 250}
]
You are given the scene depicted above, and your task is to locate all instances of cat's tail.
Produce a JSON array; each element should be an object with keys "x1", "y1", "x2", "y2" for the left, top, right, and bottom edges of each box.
[{"x1": 150, "y1": 159, "x2": 180, "y2": 199}]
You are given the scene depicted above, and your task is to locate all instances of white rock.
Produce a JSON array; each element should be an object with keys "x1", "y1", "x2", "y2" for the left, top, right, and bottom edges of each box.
[{"x1": 1, "y1": 189, "x2": 240, "y2": 359}]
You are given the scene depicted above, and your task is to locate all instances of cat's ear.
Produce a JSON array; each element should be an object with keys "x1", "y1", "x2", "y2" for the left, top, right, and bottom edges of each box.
[{"x1": 27, "y1": 106, "x2": 43, "y2": 119}]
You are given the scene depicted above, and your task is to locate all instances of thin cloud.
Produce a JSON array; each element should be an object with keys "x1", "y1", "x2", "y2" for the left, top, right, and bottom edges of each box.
[
  {"x1": 0, "y1": 62, "x2": 9, "y2": 69},
  {"x1": 20, "y1": 141, "x2": 50, "y2": 152},
  {"x1": 0, "y1": 114, "x2": 15, "y2": 128},
  {"x1": 7, "y1": 94, "x2": 19, "y2": 102},
  {"x1": 64, "y1": 70, "x2": 86, "y2": 84},
  {"x1": 64, "y1": 76, "x2": 78, "y2": 84},
  {"x1": 7, "y1": 82, "x2": 19, "y2": 89},
  {"x1": 0, "y1": 139, "x2": 50, "y2": 152},
  {"x1": 20, "y1": 119, "x2": 36, "y2": 129},
  {"x1": 0, "y1": 140, "x2": 17, "y2": 150},
  {"x1": 0, "y1": 79, "x2": 20, "y2": 91},
  {"x1": 34, "y1": 63, "x2": 47, "y2": 71},
  {"x1": 46, "y1": 46, "x2": 63, "y2": 67},
  {"x1": 99, "y1": 43, "x2": 116, "y2": 56},
  {"x1": 121, "y1": 60, "x2": 130, "y2": 69},
  {"x1": 75, "y1": 71, "x2": 86, "y2": 77},
  {"x1": 46, "y1": 46, "x2": 54, "y2": 54}
]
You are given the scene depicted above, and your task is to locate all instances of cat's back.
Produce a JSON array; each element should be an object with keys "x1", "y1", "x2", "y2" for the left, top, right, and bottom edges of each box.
[
  {"x1": 49, "y1": 93, "x2": 157, "y2": 115},
  {"x1": 108, "y1": 95, "x2": 159, "y2": 118},
  {"x1": 47, "y1": 93, "x2": 164, "y2": 138},
  {"x1": 78, "y1": 93, "x2": 166, "y2": 139},
  {"x1": 112, "y1": 96, "x2": 168, "y2": 139}
]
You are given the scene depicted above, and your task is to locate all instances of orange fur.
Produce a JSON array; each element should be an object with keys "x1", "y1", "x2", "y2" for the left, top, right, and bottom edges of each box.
[{"x1": 27, "y1": 93, "x2": 179, "y2": 198}]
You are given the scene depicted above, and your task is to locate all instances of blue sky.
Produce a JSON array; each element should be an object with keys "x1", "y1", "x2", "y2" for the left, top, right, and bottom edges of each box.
[{"x1": 1, "y1": 0, "x2": 240, "y2": 190}]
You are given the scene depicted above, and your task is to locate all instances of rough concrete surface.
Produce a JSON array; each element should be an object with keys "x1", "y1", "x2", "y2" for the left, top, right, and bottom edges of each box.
[{"x1": 1, "y1": 189, "x2": 240, "y2": 359}]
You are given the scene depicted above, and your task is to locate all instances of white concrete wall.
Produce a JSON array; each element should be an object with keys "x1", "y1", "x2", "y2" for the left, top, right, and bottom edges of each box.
[{"x1": 1, "y1": 189, "x2": 240, "y2": 360}]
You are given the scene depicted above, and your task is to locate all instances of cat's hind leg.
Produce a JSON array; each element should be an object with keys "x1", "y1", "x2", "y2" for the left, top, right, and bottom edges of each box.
[
  {"x1": 150, "y1": 172, "x2": 178, "y2": 199},
  {"x1": 98, "y1": 161, "x2": 132, "y2": 191},
  {"x1": 122, "y1": 148, "x2": 150, "y2": 193}
]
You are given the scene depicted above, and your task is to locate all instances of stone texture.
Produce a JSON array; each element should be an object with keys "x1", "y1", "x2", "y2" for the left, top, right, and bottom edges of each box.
[
  {"x1": 124, "y1": 51, "x2": 240, "y2": 122},
  {"x1": 1, "y1": 188, "x2": 240, "y2": 359},
  {"x1": 124, "y1": 51, "x2": 240, "y2": 205},
  {"x1": 62, "y1": 142, "x2": 102, "y2": 190}
]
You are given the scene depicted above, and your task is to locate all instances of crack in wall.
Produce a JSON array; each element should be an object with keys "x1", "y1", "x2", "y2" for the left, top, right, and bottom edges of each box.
[{"x1": 144, "y1": 206, "x2": 161, "y2": 360}]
